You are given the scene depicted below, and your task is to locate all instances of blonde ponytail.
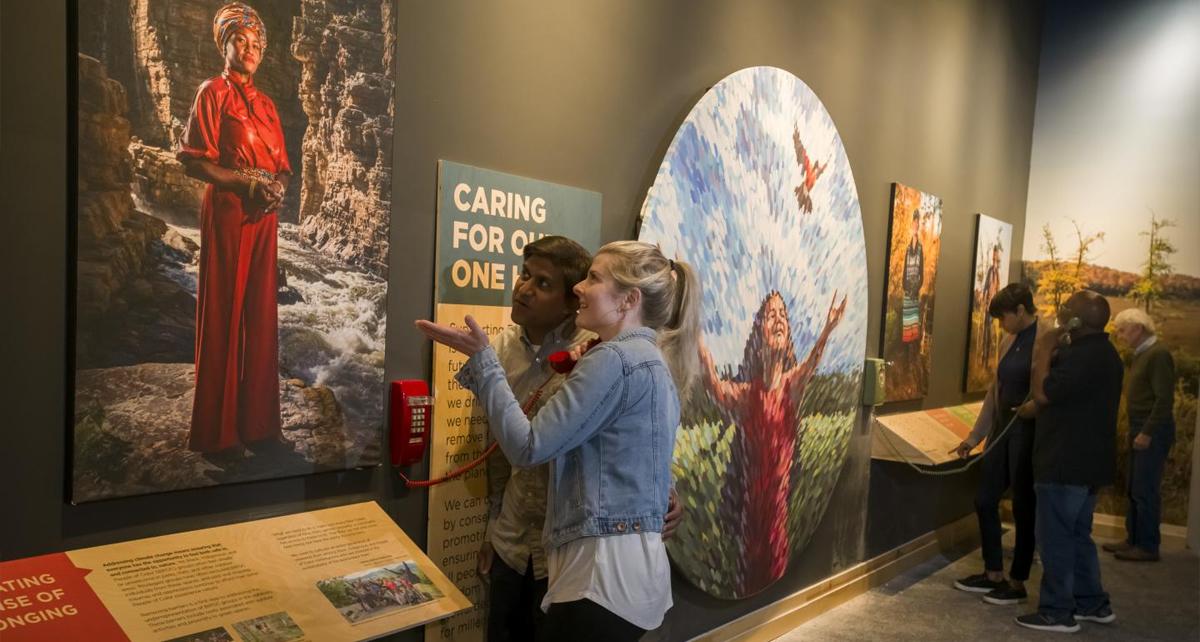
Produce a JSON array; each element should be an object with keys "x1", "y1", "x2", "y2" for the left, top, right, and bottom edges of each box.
[
  {"x1": 660, "y1": 259, "x2": 701, "y2": 403},
  {"x1": 596, "y1": 241, "x2": 702, "y2": 403}
]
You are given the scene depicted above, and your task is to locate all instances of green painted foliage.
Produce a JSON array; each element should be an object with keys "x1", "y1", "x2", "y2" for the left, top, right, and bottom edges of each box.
[{"x1": 668, "y1": 409, "x2": 856, "y2": 598}]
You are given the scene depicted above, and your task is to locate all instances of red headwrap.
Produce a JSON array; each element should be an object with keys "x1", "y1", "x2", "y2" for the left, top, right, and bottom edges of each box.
[{"x1": 213, "y1": 2, "x2": 267, "y2": 54}]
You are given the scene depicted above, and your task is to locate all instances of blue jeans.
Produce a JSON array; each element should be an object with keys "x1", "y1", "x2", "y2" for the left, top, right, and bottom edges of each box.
[
  {"x1": 1125, "y1": 417, "x2": 1174, "y2": 554},
  {"x1": 1034, "y1": 483, "x2": 1110, "y2": 618}
]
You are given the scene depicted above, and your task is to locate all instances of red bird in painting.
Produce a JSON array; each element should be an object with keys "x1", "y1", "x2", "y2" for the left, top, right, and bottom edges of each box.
[{"x1": 793, "y1": 127, "x2": 827, "y2": 215}]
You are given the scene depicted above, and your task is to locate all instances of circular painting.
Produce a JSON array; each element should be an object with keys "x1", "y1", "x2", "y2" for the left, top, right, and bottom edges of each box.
[{"x1": 638, "y1": 67, "x2": 868, "y2": 599}]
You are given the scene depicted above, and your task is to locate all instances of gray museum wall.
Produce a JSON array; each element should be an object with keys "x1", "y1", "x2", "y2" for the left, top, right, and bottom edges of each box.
[{"x1": 1, "y1": 1, "x2": 1043, "y2": 640}]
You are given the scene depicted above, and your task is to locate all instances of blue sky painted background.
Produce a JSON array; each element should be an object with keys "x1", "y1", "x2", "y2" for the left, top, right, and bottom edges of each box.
[{"x1": 639, "y1": 67, "x2": 868, "y2": 379}]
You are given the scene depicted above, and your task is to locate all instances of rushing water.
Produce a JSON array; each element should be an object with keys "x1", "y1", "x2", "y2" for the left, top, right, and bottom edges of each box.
[{"x1": 164, "y1": 221, "x2": 387, "y2": 456}]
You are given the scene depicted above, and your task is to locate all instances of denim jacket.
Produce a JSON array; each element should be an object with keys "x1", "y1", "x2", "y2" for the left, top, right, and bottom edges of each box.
[{"x1": 457, "y1": 326, "x2": 679, "y2": 549}]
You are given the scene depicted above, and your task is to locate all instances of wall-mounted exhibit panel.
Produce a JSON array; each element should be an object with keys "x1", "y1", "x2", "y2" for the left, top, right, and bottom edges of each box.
[
  {"x1": 425, "y1": 161, "x2": 602, "y2": 642},
  {"x1": 872, "y1": 402, "x2": 984, "y2": 466},
  {"x1": 70, "y1": 1, "x2": 395, "y2": 502},
  {"x1": 638, "y1": 67, "x2": 869, "y2": 599},
  {"x1": 0, "y1": 503, "x2": 468, "y2": 641}
]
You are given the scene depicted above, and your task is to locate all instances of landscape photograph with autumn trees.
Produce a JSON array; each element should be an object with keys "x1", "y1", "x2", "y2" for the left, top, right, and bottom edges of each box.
[{"x1": 1023, "y1": 213, "x2": 1197, "y2": 524}]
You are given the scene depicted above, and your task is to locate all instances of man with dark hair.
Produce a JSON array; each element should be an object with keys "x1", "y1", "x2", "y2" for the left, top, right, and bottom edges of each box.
[
  {"x1": 479, "y1": 235, "x2": 681, "y2": 641},
  {"x1": 1015, "y1": 290, "x2": 1123, "y2": 633},
  {"x1": 479, "y1": 235, "x2": 593, "y2": 641},
  {"x1": 521, "y1": 236, "x2": 593, "y2": 299}
]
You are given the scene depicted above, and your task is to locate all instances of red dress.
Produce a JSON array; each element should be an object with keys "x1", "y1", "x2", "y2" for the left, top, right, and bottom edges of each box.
[
  {"x1": 721, "y1": 379, "x2": 799, "y2": 595},
  {"x1": 178, "y1": 72, "x2": 290, "y2": 453}
]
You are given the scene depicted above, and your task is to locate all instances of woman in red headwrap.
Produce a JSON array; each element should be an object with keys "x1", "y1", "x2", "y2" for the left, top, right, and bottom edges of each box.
[{"x1": 177, "y1": 2, "x2": 291, "y2": 457}]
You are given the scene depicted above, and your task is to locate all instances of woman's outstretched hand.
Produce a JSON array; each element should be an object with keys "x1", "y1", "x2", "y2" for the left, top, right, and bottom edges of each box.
[
  {"x1": 663, "y1": 488, "x2": 684, "y2": 540},
  {"x1": 698, "y1": 338, "x2": 714, "y2": 371},
  {"x1": 415, "y1": 316, "x2": 490, "y2": 356},
  {"x1": 825, "y1": 291, "x2": 847, "y2": 334}
]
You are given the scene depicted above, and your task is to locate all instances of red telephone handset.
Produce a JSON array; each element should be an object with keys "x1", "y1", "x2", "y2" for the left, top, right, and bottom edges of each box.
[
  {"x1": 548, "y1": 338, "x2": 599, "y2": 374},
  {"x1": 390, "y1": 380, "x2": 434, "y2": 466}
]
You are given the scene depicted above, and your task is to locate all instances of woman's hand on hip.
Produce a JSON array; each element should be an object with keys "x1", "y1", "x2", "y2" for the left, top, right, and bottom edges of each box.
[
  {"x1": 663, "y1": 487, "x2": 684, "y2": 540},
  {"x1": 415, "y1": 316, "x2": 490, "y2": 356},
  {"x1": 476, "y1": 541, "x2": 494, "y2": 583}
]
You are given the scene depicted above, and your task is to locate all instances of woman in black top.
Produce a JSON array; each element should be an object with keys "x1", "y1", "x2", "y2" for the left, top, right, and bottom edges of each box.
[{"x1": 952, "y1": 283, "x2": 1047, "y2": 604}]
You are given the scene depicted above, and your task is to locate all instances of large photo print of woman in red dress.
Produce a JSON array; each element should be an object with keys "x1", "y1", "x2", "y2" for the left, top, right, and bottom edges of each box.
[{"x1": 71, "y1": 1, "x2": 393, "y2": 501}]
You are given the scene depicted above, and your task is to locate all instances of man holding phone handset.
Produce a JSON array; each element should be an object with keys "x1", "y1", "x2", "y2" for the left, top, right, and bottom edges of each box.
[{"x1": 1015, "y1": 291, "x2": 1123, "y2": 633}]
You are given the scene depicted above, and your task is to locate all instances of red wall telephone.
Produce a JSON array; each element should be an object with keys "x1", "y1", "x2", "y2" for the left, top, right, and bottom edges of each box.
[
  {"x1": 390, "y1": 380, "x2": 434, "y2": 466},
  {"x1": 391, "y1": 339, "x2": 597, "y2": 486}
]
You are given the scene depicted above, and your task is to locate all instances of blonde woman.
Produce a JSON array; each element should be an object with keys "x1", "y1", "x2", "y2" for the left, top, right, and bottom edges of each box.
[{"x1": 418, "y1": 240, "x2": 699, "y2": 639}]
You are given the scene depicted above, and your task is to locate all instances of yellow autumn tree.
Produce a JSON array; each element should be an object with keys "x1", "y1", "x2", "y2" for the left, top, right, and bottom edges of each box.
[
  {"x1": 1035, "y1": 224, "x2": 1077, "y2": 316},
  {"x1": 1130, "y1": 211, "x2": 1177, "y2": 313},
  {"x1": 1035, "y1": 221, "x2": 1104, "y2": 316}
]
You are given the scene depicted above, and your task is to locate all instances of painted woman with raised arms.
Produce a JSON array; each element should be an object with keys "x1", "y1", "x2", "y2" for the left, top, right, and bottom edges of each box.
[
  {"x1": 417, "y1": 240, "x2": 700, "y2": 640},
  {"x1": 699, "y1": 290, "x2": 845, "y2": 595}
]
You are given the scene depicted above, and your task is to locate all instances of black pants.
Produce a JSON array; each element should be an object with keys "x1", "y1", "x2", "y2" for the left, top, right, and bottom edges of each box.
[
  {"x1": 542, "y1": 598, "x2": 645, "y2": 642},
  {"x1": 975, "y1": 414, "x2": 1036, "y2": 581},
  {"x1": 487, "y1": 556, "x2": 548, "y2": 642}
]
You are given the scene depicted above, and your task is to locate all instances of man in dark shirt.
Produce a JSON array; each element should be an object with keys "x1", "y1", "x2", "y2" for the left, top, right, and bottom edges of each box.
[{"x1": 1015, "y1": 290, "x2": 1123, "y2": 633}]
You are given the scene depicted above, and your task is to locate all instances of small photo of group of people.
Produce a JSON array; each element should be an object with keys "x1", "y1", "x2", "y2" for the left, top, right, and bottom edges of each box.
[
  {"x1": 230, "y1": 611, "x2": 305, "y2": 642},
  {"x1": 162, "y1": 626, "x2": 234, "y2": 642},
  {"x1": 317, "y1": 561, "x2": 443, "y2": 624}
]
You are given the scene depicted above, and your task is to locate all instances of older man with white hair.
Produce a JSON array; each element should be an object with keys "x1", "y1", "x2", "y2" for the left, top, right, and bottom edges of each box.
[{"x1": 1106, "y1": 308, "x2": 1176, "y2": 562}]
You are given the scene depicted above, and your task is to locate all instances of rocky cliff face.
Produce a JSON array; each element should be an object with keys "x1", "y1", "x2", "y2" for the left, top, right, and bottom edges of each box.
[
  {"x1": 76, "y1": 54, "x2": 169, "y2": 359},
  {"x1": 77, "y1": 0, "x2": 142, "y2": 137},
  {"x1": 292, "y1": 0, "x2": 394, "y2": 277},
  {"x1": 130, "y1": 139, "x2": 207, "y2": 218},
  {"x1": 77, "y1": 54, "x2": 205, "y2": 370}
]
